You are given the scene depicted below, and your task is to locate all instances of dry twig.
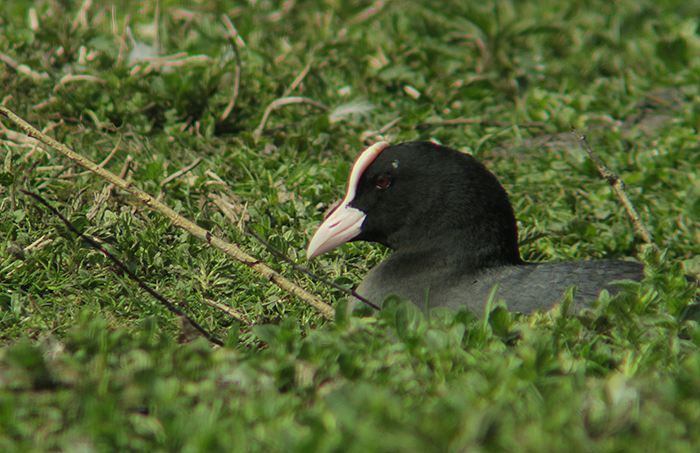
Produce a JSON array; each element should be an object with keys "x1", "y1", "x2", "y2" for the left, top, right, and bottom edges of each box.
[
  {"x1": 247, "y1": 228, "x2": 380, "y2": 310},
  {"x1": 160, "y1": 157, "x2": 202, "y2": 187},
  {"x1": 0, "y1": 106, "x2": 335, "y2": 320},
  {"x1": 254, "y1": 97, "x2": 328, "y2": 140},
  {"x1": 203, "y1": 298, "x2": 249, "y2": 324},
  {"x1": 573, "y1": 129, "x2": 656, "y2": 247},
  {"x1": 361, "y1": 117, "x2": 402, "y2": 143},
  {"x1": 283, "y1": 63, "x2": 311, "y2": 98},
  {"x1": 221, "y1": 14, "x2": 245, "y2": 121},
  {"x1": 23, "y1": 190, "x2": 225, "y2": 347}
]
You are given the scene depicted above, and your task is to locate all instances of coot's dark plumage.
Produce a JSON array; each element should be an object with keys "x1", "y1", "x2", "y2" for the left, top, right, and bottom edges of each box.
[{"x1": 307, "y1": 141, "x2": 644, "y2": 313}]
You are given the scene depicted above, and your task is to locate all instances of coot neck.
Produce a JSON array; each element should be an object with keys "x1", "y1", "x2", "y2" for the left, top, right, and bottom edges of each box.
[{"x1": 390, "y1": 226, "x2": 525, "y2": 274}]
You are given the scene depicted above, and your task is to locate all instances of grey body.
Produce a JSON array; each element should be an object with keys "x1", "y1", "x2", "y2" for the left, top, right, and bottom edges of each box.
[
  {"x1": 310, "y1": 142, "x2": 649, "y2": 315},
  {"x1": 353, "y1": 253, "x2": 644, "y2": 314}
]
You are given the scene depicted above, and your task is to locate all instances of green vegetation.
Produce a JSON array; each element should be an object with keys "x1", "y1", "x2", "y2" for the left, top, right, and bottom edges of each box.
[{"x1": 1, "y1": 0, "x2": 700, "y2": 451}]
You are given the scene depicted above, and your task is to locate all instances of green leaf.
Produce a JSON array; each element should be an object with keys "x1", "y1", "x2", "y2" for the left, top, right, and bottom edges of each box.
[
  {"x1": 252, "y1": 324, "x2": 280, "y2": 346},
  {"x1": 656, "y1": 37, "x2": 689, "y2": 70},
  {"x1": 395, "y1": 301, "x2": 427, "y2": 341},
  {"x1": 0, "y1": 172, "x2": 14, "y2": 186}
]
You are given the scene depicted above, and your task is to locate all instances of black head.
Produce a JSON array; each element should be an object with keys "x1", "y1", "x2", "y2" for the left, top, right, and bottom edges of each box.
[{"x1": 308, "y1": 141, "x2": 523, "y2": 270}]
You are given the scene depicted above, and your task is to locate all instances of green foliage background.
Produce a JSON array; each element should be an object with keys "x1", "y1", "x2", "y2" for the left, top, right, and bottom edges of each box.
[{"x1": 1, "y1": 0, "x2": 700, "y2": 451}]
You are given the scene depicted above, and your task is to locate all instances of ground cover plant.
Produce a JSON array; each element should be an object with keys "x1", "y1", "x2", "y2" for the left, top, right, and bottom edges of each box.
[{"x1": 1, "y1": 0, "x2": 700, "y2": 451}]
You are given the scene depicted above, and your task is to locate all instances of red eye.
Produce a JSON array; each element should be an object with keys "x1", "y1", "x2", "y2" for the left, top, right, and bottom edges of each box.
[{"x1": 375, "y1": 176, "x2": 390, "y2": 189}]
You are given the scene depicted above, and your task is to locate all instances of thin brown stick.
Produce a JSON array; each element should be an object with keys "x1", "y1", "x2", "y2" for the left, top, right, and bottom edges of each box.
[
  {"x1": 345, "y1": 0, "x2": 386, "y2": 28},
  {"x1": 203, "y1": 298, "x2": 249, "y2": 324},
  {"x1": 481, "y1": 121, "x2": 546, "y2": 128},
  {"x1": 0, "y1": 51, "x2": 50, "y2": 81},
  {"x1": 3, "y1": 147, "x2": 15, "y2": 211},
  {"x1": 87, "y1": 153, "x2": 132, "y2": 221},
  {"x1": 221, "y1": 14, "x2": 245, "y2": 121},
  {"x1": 38, "y1": 134, "x2": 122, "y2": 176},
  {"x1": 283, "y1": 63, "x2": 311, "y2": 98},
  {"x1": 573, "y1": 129, "x2": 656, "y2": 247},
  {"x1": 116, "y1": 155, "x2": 132, "y2": 180},
  {"x1": 414, "y1": 118, "x2": 477, "y2": 130},
  {"x1": 247, "y1": 228, "x2": 380, "y2": 310},
  {"x1": 362, "y1": 117, "x2": 402, "y2": 143},
  {"x1": 23, "y1": 189, "x2": 225, "y2": 347},
  {"x1": 76, "y1": 134, "x2": 121, "y2": 175},
  {"x1": 0, "y1": 106, "x2": 335, "y2": 320},
  {"x1": 53, "y1": 75, "x2": 106, "y2": 93},
  {"x1": 71, "y1": 0, "x2": 92, "y2": 32},
  {"x1": 254, "y1": 97, "x2": 328, "y2": 140},
  {"x1": 415, "y1": 119, "x2": 545, "y2": 130},
  {"x1": 220, "y1": 14, "x2": 246, "y2": 48},
  {"x1": 154, "y1": 0, "x2": 160, "y2": 56},
  {"x1": 160, "y1": 157, "x2": 202, "y2": 187}
]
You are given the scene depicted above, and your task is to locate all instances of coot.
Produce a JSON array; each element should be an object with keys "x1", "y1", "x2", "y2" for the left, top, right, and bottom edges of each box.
[{"x1": 308, "y1": 141, "x2": 644, "y2": 314}]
